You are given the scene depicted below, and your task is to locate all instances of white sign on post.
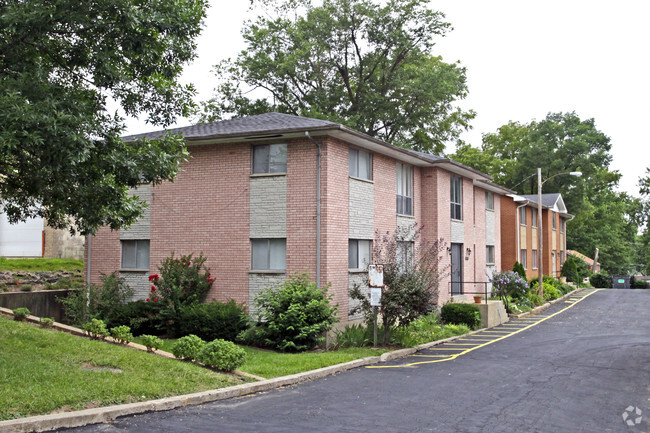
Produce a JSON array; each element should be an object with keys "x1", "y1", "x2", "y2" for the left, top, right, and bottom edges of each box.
[{"x1": 370, "y1": 287, "x2": 382, "y2": 307}]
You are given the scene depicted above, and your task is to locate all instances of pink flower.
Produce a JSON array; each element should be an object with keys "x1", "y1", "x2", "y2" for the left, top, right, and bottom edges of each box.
[
  {"x1": 150, "y1": 286, "x2": 156, "y2": 293},
  {"x1": 146, "y1": 298, "x2": 150, "y2": 302},
  {"x1": 153, "y1": 298, "x2": 158, "y2": 302}
]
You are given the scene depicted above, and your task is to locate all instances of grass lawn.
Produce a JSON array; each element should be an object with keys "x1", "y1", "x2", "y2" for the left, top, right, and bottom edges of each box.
[
  {"x1": 0, "y1": 317, "x2": 243, "y2": 421},
  {"x1": 132, "y1": 336, "x2": 388, "y2": 379},
  {"x1": 0, "y1": 257, "x2": 83, "y2": 272}
]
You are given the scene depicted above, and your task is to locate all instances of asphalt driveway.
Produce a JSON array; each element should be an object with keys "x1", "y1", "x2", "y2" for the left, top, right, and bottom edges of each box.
[{"x1": 61, "y1": 289, "x2": 649, "y2": 433}]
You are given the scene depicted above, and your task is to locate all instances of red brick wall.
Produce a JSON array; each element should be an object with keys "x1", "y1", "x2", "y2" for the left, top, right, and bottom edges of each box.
[
  {"x1": 320, "y1": 137, "x2": 350, "y2": 319},
  {"x1": 373, "y1": 153, "x2": 397, "y2": 234},
  {"x1": 87, "y1": 227, "x2": 120, "y2": 285},
  {"x1": 500, "y1": 196, "x2": 518, "y2": 273},
  {"x1": 150, "y1": 142, "x2": 250, "y2": 304}
]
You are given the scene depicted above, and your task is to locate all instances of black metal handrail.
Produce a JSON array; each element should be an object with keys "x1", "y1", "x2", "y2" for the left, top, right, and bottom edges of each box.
[{"x1": 448, "y1": 281, "x2": 491, "y2": 304}]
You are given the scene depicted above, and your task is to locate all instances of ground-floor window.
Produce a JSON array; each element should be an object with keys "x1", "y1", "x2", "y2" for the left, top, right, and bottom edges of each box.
[
  {"x1": 251, "y1": 238, "x2": 286, "y2": 270},
  {"x1": 348, "y1": 239, "x2": 371, "y2": 269},
  {"x1": 121, "y1": 240, "x2": 150, "y2": 270},
  {"x1": 486, "y1": 245, "x2": 495, "y2": 265},
  {"x1": 520, "y1": 249, "x2": 527, "y2": 269}
]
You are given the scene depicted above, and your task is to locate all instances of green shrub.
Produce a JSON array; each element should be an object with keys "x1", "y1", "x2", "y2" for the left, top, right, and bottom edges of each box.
[
  {"x1": 512, "y1": 261, "x2": 526, "y2": 279},
  {"x1": 235, "y1": 325, "x2": 271, "y2": 348},
  {"x1": 57, "y1": 272, "x2": 133, "y2": 326},
  {"x1": 19, "y1": 284, "x2": 32, "y2": 292},
  {"x1": 110, "y1": 325, "x2": 133, "y2": 344},
  {"x1": 196, "y1": 339, "x2": 246, "y2": 372},
  {"x1": 39, "y1": 317, "x2": 55, "y2": 328},
  {"x1": 12, "y1": 307, "x2": 31, "y2": 321},
  {"x1": 44, "y1": 276, "x2": 85, "y2": 291},
  {"x1": 561, "y1": 255, "x2": 592, "y2": 284},
  {"x1": 0, "y1": 282, "x2": 7, "y2": 292},
  {"x1": 334, "y1": 324, "x2": 372, "y2": 348},
  {"x1": 440, "y1": 303, "x2": 481, "y2": 329},
  {"x1": 391, "y1": 314, "x2": 471, "y2": 347},
  {"x1": 140, "y1": 334, "x2": 163, "y2": 352},
  {"x1": 542, "y1": 283, "x2": 560, "y2": 301},
  {"x1": 82, "y1": 319, "x2": 109, "y2": 340},
  {"x1": 105, "y1": 300, "x2": 163, "y2": 336},
  {"x1": 525, "y1": 291, "x2": 543, "y2": 306},
  {"x1": 589, "y1": 273, "x2": 611, "y2": 288},
  {"x1": 490, "y1": 270, "x2": 529, "y2": 313},
  {"x1": 172, "y1": 334, "x2": 206, "y2": 361},
  {"x1": 254, "y1": 273, "x2": 338, "y2": 352},
  {"x1": 630, "y1": 276, "x2": 647, "y2": 289},
  {"x1": 149, "y1": 253, "x2": 214, "y2": 332},
  {"x1": 176, "y1": 300, "x2": 249, "y2": 341}
]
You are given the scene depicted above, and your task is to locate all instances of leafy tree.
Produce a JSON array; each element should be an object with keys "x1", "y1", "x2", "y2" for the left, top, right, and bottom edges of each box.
[
  {"x1": 350, "y1": 225, "x2": 448, "y2": 345},
  {"x1": 0, "y1": 0, "x2": 208, "y2": 234},
  {"x1": 512, "y1": 261, "x2": 526, "y2": 280},
  {"x1": 201, "y1": 0, "x2": 474, "y2": 154},
  {"x1": 636, "y1": 167, "x2": 650, "y2": 274}
]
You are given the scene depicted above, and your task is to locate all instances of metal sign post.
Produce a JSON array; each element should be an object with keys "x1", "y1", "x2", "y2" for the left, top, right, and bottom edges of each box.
[{"x1": 368, "y1": 265, "x2": 384, "y2": 347}]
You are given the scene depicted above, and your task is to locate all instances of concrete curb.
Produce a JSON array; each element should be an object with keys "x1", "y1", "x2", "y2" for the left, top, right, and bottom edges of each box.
[
  {"x1": 508, "y1": 287, "x2": 583, "y2": 319},
  {"x1": 0, "y1": 311, "x2": 508, "y2": 432}
]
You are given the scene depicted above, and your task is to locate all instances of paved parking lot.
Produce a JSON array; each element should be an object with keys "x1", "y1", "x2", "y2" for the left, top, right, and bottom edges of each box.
[{"x1": 61, "y1": 289, "x2": 649, "y2": 433}]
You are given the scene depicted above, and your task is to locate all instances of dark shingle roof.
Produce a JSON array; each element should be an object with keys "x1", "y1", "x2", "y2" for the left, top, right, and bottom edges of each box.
[
  {"x1": 410, "y1": 150, "x2": 445, "y2": 162},
  {"x1": 122, "y1": 112, "x2": 339, "y2": 141},
  {"x1": 522, "y1": 193, "x2": 562, "y2": 208}
]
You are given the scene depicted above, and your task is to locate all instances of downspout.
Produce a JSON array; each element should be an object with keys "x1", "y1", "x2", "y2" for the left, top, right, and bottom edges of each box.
[
  {"x1": 86, "y1": 234, "x2": 92, "y2": 286},
  {"x1": 305, "y1": 132, "x2": 321, "y2": 287},
  {"x1": 515, "y1": 199, "x2": 529, "y2": 264}
]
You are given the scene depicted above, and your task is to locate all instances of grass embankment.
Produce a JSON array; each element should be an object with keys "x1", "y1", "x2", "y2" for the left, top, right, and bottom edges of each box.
[
  {"x1": 0, "y1": 317, "x2": 242, "y2": 421},
  {"x1": 0, "y1": 258, "x2": 83, "y2": 272},
  {"x1": 132, "y1": 336, "x2": 387, "y2": 379}
]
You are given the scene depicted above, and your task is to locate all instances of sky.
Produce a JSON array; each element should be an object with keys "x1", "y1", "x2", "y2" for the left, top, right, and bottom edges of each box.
[{"x1": 121, "y1": 0, "x2": 650, "y2": 197}]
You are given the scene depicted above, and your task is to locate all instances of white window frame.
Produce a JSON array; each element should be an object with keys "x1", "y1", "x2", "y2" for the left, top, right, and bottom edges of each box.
[
  {"x1": 348, "y1": 239, "x2": 372, "y2": 270},
  {"x1": 486, "y1": 245, "x2": 495, "y2": 264},
  {"x1": 349, "y1": 148, "x2": 372, "y2": 180},
  {"x1": 121, "y1": 240, "x2": 150, "y2": 270},
  {"x1": 519, "y1": 207, "x2": 526, "y2": 226},
  {"x1": 252, "y1": 143, "x2": 287, "y2": 174},
  {"x1": 450, "y1": 175, "x2": 462, "y2": 220},
  {"x1": 531, "y1": 208, "x2": 537, "y2": 228},
  {"x1": 532, "y1": 249, "x2": 538, "y2": 269},
  {"x1": 520, "y1": 249, "x2": 527, "y2": 269},
  {"x1": 251, "y1": 238, "x2": 286, "y2": 270},
  {"x1": 485, "y1": 191, "x2": 494, "y2": 211},
  {"x1": 552, "y1": 211, "x2": 557, "y2": 230},
  {"x1": 396, "y1": 163, "x2": 413, "y2": 216},
  {"x1": 560, "y1": 218, "x2": 565, "y2": 233}
]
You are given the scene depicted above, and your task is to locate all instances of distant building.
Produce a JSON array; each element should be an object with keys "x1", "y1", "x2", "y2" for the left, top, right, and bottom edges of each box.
[{"x1": 0, "y1": 214, "x2": 84, "y2": 259}]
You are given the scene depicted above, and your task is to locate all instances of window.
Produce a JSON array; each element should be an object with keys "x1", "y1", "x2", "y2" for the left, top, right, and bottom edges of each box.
[
  {"x1": 532, "y1": 249, "x2": 538, "y2": 269},
  {"x1": 485, "y1": 191, "x2": 494, "y2": 211},
  {"x1": 121, "y1": 240, "x2": 150, "y2": 269},
  {"x1": 450, "y1": 175, "x2": 462, "y2": 220},
  {"x1": 397, "y1": 241, "x2": 414, "y2": 273},
  {"x1": 561, "y1": 250, "x2": 565, "y2": 264},
  {"x1": 519, "y1": 207, "x2": 526, "y2": 225},
  {"x1": 560, "y1": 218, "x2": 565, "y2": 233},
  {"x1": 348, "y1": 239, "x2": 371, "y2": 269},
  {"x1": 531, "y1": 208, "x2": 537, "y2": 228},
  {"x1": 552, "y1": 211, "x2": 557, "y2": 230},
  {"x1": 349, "y1": 148, "x2": 372, "y2": 180},
  {"x1": 396, "y1": 163, "x2": 413, "y2": 216},
  {"x1": 486, "y1": 245, "x2": 495, "y2": 264},
  {"x1": 251, "y1": 239, "x2": 286, "y2": 270},
  {"x1": 520, "y1": 249, "x2": 527, "y2": 269},
  {"x1": 253, "y1": 143, "x2": 287, "y2": 174}
]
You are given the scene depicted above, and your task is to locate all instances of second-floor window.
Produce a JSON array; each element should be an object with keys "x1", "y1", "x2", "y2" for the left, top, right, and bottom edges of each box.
[
  {"x1": 531, "y1": 208, "x2": 537, "y2": 228},
  {"x1": 485, "y1": 191, "x2": 494, "y2": 211},
  {"x1": 396, "y1": 163, "x2": 413, "y2": 216},
  {"x1": 560, "y1": 218, "x2": 565, "y2": 233},
  {"x1": 349, "y1": 148, "x2": 372, "y2": 180},
  {"x1": 519, "y1": 207, "x2": 526, "y2": 225},
  {"x1": 253, "y1": 143, "x2": 287, "y2": 174},
  {"x1": 552, "y1": 211, "x2": 557, "y2": 230},
  {"x1": 450, "y1": 175, "x2": 462, "y2": 220}
]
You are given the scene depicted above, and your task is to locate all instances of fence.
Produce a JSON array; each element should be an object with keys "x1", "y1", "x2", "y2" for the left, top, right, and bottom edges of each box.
[
  {"x1": 0, "y1": 289, "x2": 70, "y2": 322},
  {"x1": 448, "y1": 281, "x2": 492, "y2": 304}
]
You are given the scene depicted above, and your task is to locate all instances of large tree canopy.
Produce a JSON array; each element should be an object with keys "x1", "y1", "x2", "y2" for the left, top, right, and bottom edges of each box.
[
  {"x1": 201, "y1": 0, "x2": 474, "y2": 154},
  {"x1": 0, "y1": 0, "x2": 208, "y2": 234},
  {"x1": 452, "y1": 112, "x2": 640, "y2": 274}
]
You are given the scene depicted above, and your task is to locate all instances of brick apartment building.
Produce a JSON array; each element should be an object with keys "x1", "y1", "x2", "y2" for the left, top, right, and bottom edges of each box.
[
  {"x1": 500, "y1": 193, "x2": 572, "y2": 280},
  {"x1": 86, "y1": 113, "x2": 512, "y2": 321}
]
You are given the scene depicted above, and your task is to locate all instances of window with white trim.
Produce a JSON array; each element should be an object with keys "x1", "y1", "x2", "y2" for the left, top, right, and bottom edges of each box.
[
  {"x1": 520, "y1": 249, "x2": 527, "y2": 269},
  {"x1": 348, "y1": 239, "x2": 371, "y2": 269},
  {"x1": 552, "y1": 211, "x2": 557, "y2": 230},
  {"x1": 349, "y1": 148, "x2": 372, "y2": 180},
  {"x1": 252, "y1": 143, "x2": 287, "y2": 174},
  {"x1": 485, "y1": 191, "x2": 494, "y2": 211},
  {"x1": 486, "y1": 245, "x2": 495, "y2": 264},
  {"x1": 450, "y1": 175, "x2": 462, "y2": 220},
  {"x1": 532, "y1": 249, "x2": 538, "y2": 269},
  {"x1": 519, "y1": 207, "x2": 526, "y2": 225},
  {"x1": 251, "y1": 239, "x2": 286, "y2": 270},
  {"x1": 121, "y1": 240, "x2": 150, "y2": 269},
  {"x1": 396, "y1": 163, "x2": 413, "y2": 216},
  {"x1": 560, "y1": 218, "x2": 565, "y2": 233}
]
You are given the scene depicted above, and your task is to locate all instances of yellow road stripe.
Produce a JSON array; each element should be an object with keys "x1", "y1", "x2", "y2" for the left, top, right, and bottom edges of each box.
[
  {"x1": 411, "y1": 355, "x2": 453, "y2": 358},
  {"x1": 368, "y1": 290, "x2": 599, "y2": 369}
]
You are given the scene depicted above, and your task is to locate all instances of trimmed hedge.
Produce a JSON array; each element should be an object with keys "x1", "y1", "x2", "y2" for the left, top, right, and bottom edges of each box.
[
  {"x1": 176, "y1": 300, "x2": 249, "y2": 342},
  {"x1": 440, "y1": 303, "x2": 481, "y2": 329},
  {"x1": 196, "y1": 339, "x2": 246, "y2": 372}
]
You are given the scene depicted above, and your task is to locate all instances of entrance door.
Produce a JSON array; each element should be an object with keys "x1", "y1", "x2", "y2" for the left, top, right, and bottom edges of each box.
[{"x1": 451, "y1": 243, "x2": 463, "y2": 295}]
